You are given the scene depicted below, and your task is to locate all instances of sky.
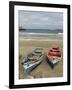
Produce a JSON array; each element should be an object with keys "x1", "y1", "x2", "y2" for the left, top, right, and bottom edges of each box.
[{"x1": 19, "y1": 10, "x2": 63, "y2": 30}]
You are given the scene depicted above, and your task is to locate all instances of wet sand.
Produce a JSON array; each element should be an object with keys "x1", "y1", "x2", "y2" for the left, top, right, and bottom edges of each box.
[{"x1": 19, "y1": 40, "x2": 63, "y2": 79}]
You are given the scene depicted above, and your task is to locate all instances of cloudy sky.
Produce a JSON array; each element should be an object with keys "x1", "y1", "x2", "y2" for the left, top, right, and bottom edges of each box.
[{"x1": 19, "y1": 10, "x2": 63, "y2": 29}]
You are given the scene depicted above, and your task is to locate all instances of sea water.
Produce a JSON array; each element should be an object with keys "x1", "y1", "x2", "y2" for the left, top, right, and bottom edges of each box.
[{"x1": 19, "y1": 29, "x2": 63, "y2": 41}]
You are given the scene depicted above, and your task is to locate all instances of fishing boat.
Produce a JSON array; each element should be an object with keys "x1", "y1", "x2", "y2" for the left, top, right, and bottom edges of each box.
[
  {"x1": 46, "y1": 47, "x2": 62, "y2": 68},
  {"x1": 22, "y1": 48, "x2": 43, "y2": 73}
]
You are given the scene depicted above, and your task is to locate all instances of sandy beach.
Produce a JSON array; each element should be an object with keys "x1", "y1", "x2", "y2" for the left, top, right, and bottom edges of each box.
[{"x1": 19, "y1": 40, "x2": 63, "y2": 79}]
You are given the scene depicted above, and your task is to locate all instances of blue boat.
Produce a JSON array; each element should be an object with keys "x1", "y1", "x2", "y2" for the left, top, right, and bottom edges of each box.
[
  {"x1": 22, "y1": 48, "x2": 43, "y2": 73},
  {"x1": 23, "y1": 59, "x2": 43, "y2": 72}
]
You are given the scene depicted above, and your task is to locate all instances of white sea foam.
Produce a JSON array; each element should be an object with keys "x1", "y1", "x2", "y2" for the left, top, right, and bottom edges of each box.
[
  {"x1": 19, "y1": 32, "x2": 63, "y2": 36},
  {"x1": 58, "y1": 33, "x2": 63, "y2": 35},
  {"x1": 19, "y1": 32, "x2": 63, "y2": 41},
  {"x1": 19, "y1": 38, "x2": 62, "y2": 41}
]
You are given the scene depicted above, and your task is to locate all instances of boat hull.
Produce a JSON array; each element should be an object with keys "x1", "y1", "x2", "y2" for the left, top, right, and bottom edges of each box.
[
  {"x1": 46, "y1": 56, "x2": 61, "y2": 69},
  {"x1": 23, "y1": 56, "x2": 43, "y2": 73}
]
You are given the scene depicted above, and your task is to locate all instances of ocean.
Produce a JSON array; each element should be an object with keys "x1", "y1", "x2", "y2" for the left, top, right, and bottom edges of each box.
[{"x1": 19, "y1": 29, "x2": 63, "y2": 41}]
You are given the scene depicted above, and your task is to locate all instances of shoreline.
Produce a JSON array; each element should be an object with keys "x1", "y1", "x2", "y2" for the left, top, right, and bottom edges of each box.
[
  {"x1": 19, "y1": 38, "x2": 63, "y2": 41},
  {"x1": 19, "y1": 32, "x2": 63, "y2": 35}
]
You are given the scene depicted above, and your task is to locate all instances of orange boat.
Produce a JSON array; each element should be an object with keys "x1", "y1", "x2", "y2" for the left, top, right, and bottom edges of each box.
[{"x1": 46, "y1": 47, "x2": 62, "y2": 68}]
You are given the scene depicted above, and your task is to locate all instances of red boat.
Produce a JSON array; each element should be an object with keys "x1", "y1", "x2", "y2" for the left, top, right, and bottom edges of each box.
[{"x1": 46, "y1": 47, "x2": 62, "y2": 68}]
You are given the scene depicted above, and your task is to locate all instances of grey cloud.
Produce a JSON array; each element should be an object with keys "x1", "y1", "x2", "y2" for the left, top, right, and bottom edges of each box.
[{"x1": 19, "y1": 10, "x2": 63, "y2": 29}]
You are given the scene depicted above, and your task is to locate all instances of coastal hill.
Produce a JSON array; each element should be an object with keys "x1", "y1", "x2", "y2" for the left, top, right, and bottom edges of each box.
[{"x1": 19, "y1": 26, "x2": 26, "y2": 31}]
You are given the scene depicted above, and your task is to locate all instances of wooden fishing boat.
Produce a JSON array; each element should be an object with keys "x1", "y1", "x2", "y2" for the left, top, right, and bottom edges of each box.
[
  {"x1": 22, "y1": 48, "x2": 43, "y2": 73},
  {"x1": 46, "y1": 47, "x2": 62, "y2": 68}
]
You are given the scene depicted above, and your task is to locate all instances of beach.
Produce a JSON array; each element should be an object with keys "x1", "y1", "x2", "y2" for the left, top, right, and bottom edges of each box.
[{"x1": 19, "y1": 40, "x2": 63, "y2": 79}]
